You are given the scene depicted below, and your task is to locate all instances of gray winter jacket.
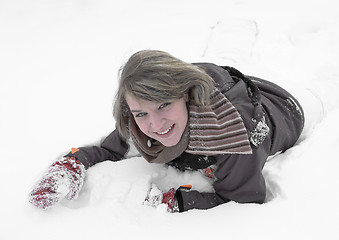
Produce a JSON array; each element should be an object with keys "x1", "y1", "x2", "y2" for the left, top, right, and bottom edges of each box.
[{"x1": 67, "y1": 63, "x2": 304, "y2": 212}]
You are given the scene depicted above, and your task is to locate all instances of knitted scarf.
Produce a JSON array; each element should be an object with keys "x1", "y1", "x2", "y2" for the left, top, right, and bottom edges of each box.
[{"x1": 130, "y1": 88, "x2": 252, "y2": 164}]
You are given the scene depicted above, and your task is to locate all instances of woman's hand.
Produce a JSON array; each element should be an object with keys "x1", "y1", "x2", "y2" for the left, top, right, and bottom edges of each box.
[
  {"x1": 144, "y1": 184, "x2": 178, "y2": 212},
  {"x1": 29, "y1": 157, "x2": 86, "y2": 210}
]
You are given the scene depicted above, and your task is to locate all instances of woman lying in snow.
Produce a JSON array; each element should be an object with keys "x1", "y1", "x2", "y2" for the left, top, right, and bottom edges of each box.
[{"x1": 29, "y1": 50, "x2": 305, "y2": 212}]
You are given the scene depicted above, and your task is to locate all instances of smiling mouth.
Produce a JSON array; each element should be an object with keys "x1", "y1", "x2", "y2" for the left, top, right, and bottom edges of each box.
[{"x1": 154, "y1": 124, "x2": 175, "y2": 135}]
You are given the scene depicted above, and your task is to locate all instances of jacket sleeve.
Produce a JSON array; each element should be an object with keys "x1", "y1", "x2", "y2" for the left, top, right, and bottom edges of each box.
[
  {"x1": 65, "y1": 129, "x2": 130, "y2": 169},
  {"x1": 176, "y1": 142, "x2": 269, "y2": 212}
]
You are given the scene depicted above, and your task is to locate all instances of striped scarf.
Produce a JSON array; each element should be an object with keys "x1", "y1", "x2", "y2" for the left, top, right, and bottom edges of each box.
[{"x1": 186, "y1": 88, "x2": 252, "y2": 155}]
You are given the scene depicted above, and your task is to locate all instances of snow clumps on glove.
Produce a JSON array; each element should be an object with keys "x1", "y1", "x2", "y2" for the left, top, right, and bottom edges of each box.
[
  {"x1": 144, "y1": 184, "x2": 178, "y2": 213},
  {"x1": 29, "y1": 157, "x2": 86, "y2": 210}
]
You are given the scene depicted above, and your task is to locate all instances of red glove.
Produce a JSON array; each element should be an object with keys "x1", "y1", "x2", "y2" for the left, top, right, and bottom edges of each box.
[
  {"x1": 29, "y1": 157, "x2": 86, "y2": 210},
  {"x1": 144, "y1": 185, "x2": 179, "y2": 213},
  {"x1": 161, "y1": 188, "x2": 178, "y2": 213}
]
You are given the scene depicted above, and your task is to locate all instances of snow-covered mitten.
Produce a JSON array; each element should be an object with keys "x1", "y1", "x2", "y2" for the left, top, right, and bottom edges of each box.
[
  {"x1": 162, "y1": 188, "x2": 177, "y2": 212},
  {"x1": 29, "y1": 157, "x2": 86, "y2": 210},
  {"x1": 144, "y1": 184, "x2": 179, "y2": 213}
]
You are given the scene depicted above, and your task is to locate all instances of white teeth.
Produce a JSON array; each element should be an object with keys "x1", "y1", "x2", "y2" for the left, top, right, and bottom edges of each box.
[{"x1": 156, "y1": 124, "x2": 174, "y2": 135}]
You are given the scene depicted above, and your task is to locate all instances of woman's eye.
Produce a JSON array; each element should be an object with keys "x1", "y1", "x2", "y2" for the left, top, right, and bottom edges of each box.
[
  {"x1": 159, "y1": 103, "x2": 170, "y2": 110},
  {"x1": 135, "y1": 112, "x2": 147, "y2": 118}
]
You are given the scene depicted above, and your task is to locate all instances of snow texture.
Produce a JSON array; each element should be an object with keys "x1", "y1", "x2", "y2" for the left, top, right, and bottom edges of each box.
[{"x1": 1, "y1": 0, "x2": 339, "y2": 239}]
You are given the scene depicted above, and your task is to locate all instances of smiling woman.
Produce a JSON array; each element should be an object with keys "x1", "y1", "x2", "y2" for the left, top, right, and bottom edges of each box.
[
  {"x1": 29, "y1": 49, "x2": 305, "y2": 213},
  {"x1": 125, "y1": 94, "x2": 188, "y2": 147}
]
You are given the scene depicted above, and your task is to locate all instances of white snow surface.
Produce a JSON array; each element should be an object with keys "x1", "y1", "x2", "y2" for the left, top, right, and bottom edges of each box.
[{"x1": 1, "y1": 0, "x2": 339, "y2": 239}]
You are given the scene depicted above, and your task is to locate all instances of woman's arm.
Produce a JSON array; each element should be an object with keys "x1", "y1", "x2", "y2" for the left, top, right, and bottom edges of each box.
[
  {"x1": 29, "y1": 129, "x2": 130, "y2": 209},
  {"x1": 65, "y1": 129, "x2": 130, "y2": 169},
  {"x1": 176, "y1": 144, "x2": 269, "y2": 212}
]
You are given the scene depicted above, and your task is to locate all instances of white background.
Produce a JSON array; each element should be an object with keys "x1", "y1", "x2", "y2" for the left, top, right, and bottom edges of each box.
[{"x1": 1, "y1": 0, "x2": 339, "y2": 239}]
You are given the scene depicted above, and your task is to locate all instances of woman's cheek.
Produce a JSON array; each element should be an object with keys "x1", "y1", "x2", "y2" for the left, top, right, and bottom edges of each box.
[{"x1": 135, "y1": 120, "x2": 149, "y2": 135}]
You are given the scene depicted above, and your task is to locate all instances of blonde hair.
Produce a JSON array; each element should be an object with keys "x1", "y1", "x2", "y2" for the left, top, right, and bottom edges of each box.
[{"x1": 113, "y1": 50, "x2": 215, "y2": 139}]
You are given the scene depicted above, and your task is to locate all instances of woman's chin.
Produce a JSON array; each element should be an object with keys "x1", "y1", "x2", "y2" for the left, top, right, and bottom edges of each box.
[{"x1": 157, "y1": 137, "x2": 180, "y2": 147}]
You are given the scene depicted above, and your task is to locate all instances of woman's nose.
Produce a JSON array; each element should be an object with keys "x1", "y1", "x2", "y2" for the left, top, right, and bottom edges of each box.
[{"x1": 149, "y1": 114, "x2": 164, "y2": 130}]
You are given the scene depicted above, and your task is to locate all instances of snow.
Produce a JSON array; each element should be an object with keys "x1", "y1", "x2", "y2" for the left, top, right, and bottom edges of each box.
[{"x1": 1, "y1": 0, "x2": 339, "y2": 239}]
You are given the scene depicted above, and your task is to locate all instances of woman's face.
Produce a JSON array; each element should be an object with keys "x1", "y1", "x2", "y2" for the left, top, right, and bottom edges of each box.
[{"x1": 125, "y1": 94, "x2": 188, "y2": 147}]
